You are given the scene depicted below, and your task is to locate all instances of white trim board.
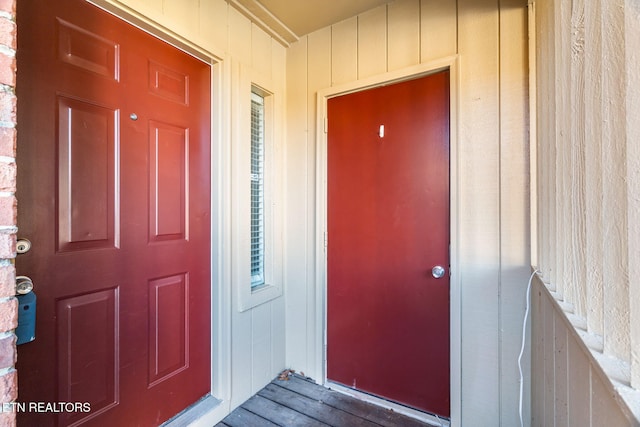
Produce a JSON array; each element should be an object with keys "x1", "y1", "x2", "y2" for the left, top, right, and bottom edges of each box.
[{"x1": 313, "y1": 56, "x2": 461, "y2": 426}]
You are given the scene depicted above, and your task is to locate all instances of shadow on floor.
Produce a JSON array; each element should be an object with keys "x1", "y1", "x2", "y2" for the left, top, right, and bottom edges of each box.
[{"x1": 216, "y1": 373, "x2": 439, "y2": 427}]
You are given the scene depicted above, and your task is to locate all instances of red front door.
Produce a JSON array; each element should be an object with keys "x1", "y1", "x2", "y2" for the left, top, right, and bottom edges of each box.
[
  {"x1": 327, "y1": 71, "x2": 450, "y2": 417},
  {"x1": 16, "y1": 1, "x2": 211, "y2": 425}
]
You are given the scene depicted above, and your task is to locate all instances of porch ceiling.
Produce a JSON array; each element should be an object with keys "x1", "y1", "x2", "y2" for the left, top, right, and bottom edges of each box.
[{"x1": 229, "y1": 0, "x2": 394, "y2": 45}]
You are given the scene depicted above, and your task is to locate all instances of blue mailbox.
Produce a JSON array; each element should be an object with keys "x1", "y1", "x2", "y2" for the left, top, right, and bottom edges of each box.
[{"x1": 16, "y1": 292, "x2": 36, "y2": 345}]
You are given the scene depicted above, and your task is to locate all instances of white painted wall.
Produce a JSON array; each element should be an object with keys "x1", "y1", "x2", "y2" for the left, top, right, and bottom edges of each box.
[
  {"x1": 285, "y1": 0, "x2": 531, "y2": 425},
  {"x1": 90, "y1": 0, "x2": 288, "y2": 416},
  {"x1": 532, "y1": 0, "x2": 640, "y2": 423}
]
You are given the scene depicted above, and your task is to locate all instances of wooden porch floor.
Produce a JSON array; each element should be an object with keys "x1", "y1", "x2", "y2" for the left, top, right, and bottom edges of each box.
[{"x1": 215, "y1": 373, "x2": 439, "y2": 427}]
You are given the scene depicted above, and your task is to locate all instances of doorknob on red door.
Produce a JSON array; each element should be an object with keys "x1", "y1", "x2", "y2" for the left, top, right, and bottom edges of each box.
[
  {"x1": 432, "y1": 266, "x2": 446, "y2": 279},
  {"x1": 16, "y1": 276, "x2": 34, "y2": 295}
]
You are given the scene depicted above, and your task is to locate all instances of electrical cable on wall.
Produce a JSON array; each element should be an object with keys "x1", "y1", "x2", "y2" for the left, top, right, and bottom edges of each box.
[{"x1": 519, "y1": 269, "x2": 541, "y2": 427}]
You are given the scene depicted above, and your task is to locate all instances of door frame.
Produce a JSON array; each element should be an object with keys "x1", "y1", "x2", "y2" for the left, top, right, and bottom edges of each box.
[
  {"x1": 314, "y1": 56, "x2": 461, "y2": 426},
  {"x1": 65, "y1": 2, "x2": 232, "y2": 425}
]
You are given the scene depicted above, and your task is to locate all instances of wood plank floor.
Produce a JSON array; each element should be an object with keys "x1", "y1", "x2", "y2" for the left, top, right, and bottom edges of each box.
[{"x1": 216, "y1": 374, "x2": 438, "y2": 427}]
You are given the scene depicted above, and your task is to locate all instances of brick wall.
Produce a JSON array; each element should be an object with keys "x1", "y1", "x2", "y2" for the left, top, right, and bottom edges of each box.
[{"x1": 0, "y1": 0, "x2": 17, "y2": 425}]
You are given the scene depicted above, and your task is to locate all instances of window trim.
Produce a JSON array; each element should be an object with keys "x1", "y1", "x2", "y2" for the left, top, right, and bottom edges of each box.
[{"x1": 235, "y1": 64, "x2": 283, "y2": 312}]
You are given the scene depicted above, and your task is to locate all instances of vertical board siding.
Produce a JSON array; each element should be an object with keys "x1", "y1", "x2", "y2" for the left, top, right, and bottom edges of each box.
[
  {"x1": 532, "y1": 279, "x2": 634, "y2": 426},
  {"x1": 357, "y1": 5, "x2": 388, "y2": 79},
  {"x1": 536, "y1": 0, "x2": 556, "y2": 287},
  {"x1": 569, "y1": 0, "x2": 586, "y2": 318},
  {"x1": 533, "y1": 0, "x2": 640, "y2": 423},
  {"x1": 625, "y1": 0, "x2": 640, "y2": 390},
  {"x1": 458, "y1": 0, "x2": 501, "y2": 421},
  {"x1": 420, "y1": 0, "x2": 457, "y2": 63},
  {"x1": 286, "y1": 0, "x2": 530, "y2": 425},
  {"x1": 330, "y1": 18, "x2": 358, "y2": 86},
  {"x1": 555, "y1": 0, "x2": 570, "y2": 302},
  {"x1": 498, "y1": 1, "x2": 531, "y2": 424},
  {"x1": 583, "y1": 0, "x2": 604, "y2": 337},
  {"x1": 306, "y1": 28, "x2": 331, "y2": 376},
  {"x1": 600, "y1": 0, "x2": 630, "y2": 362},
  {"x1": 387, "y1": 0, "x2": 421, "y2": 71},
  {"x1": 284, "y1": 36, "x2": 310, "y2": 373}
]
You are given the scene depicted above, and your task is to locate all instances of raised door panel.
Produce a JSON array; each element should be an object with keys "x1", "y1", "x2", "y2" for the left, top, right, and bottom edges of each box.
[{"x1": 57, "y1": 96, "x2": 118, "y2": 252}]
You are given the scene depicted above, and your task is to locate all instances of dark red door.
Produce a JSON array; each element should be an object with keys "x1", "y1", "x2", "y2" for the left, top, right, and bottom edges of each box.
[
  {"x1": 16, "y1": 0, "x2": 211, "y2": 425},
  {"x1": 327, "y1": 71, "x2": 450, "y2": 417}
]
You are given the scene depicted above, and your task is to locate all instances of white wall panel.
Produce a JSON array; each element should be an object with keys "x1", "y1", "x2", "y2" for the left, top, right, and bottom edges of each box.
[
  {"x1": 252, "y1": 23, "x2": 272, "y2": 80},
  {"x1": 229, "y1": 6, "x2": 252, "y2": 65},
  {"x1": 498, "y1": 2, "x2": 531, "y2": 424},
  {"x1": 387, "y1": 0, "x2": 420, "y2": 71},
  {"x1": 284, "y1": 37, "x2": 309, "y2": 372},
  {"x1": 457, "y1": 0, "x2": 501, "y2": 421},
  {"x1": 583, "y1": 0, "x2": 604, "y2": 337},
  {"x1": 569, "y1": 0, "x2": 586, "y2": 317},
  {"x1": 600, "y1": 0, "x2": 630, "y2": 362},
  {"x1": 330, "y1": 18, "x2": 358, "y2": 86},
  {"x1": 199, "y1": 0, "x2": 229, "y2": 53},
  {"x1": 357, "y1": 5, "x2": 388, "y2": 79},
  {"x1": 420, "y1": 0, "x2": 457, "y2": 63},
  {"x1": 625, "y1": 0, "x2": 640, "y2": 390},
  {"x1": 162, "y1": 0, "x2": 199, "y2": 34}
]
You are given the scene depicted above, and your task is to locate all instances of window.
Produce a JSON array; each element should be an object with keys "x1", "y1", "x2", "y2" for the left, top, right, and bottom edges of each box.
[
  {"x1": 250, "y1": 91, "x2": 265, "y2": 288},
  {"x1": 237, "y1": 76, "x2": 282, "y2": 312}
]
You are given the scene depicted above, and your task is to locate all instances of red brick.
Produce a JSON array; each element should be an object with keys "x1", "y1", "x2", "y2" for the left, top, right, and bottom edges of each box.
[
  {"x1": 0, "y1": 54, "x2": 14, "y2": 87},
  {"x1": 0, "y1": 411, "x2": 15, "y2": 427},
  {"x1": 0, "y1": 335, "x2": 15, "y2": 369},
  {"x1": 0, "y1": 265, "x2": 14, "y2": 299},
  {"x1": 0, "y1": 234, "x2": 13, "y2": 259},
  {"x1": 0, "y1": 127, "x2": 14, "y2": 158},
  {"x1": 0, "y1": 298, "x2": 16, "y2": 332},
  {"x1": 0, "y1": 196, "x2": 15, "y2": 227},
  {"x1": 0, "y1": 162, "x2": 14, "y2": 192},
  {"x1": 0, "y1": 370, "x2": 16, "y2": 403},
  {"x1": 0, "y1": 1, "x2": 14, "y2": 15},
  {"x1": 0, "y1": 19, "x2": 15, "y2": 51},
  {"x1": 0, "y1": 92, "x2": 15, "y2": 125}
]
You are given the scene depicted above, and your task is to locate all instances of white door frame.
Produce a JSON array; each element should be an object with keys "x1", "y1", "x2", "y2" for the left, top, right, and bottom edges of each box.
[
  {"x1": 79, "y1": 2, "x2": 232, "y2": 425},
  {"x1": 314, "y1": 56, "x2": 461, "y2": 427}
]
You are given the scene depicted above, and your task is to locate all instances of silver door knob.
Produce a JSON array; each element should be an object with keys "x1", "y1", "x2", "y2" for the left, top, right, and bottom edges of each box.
[
  {"x1": 16, "y1": 276, "x2": 34, "y2": 294},
  {"x1": 432, "y1": 266, "x2": 446, "y2": 279}
]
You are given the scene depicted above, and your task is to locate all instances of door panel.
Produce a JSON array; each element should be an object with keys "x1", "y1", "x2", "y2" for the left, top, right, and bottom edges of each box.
[
  {"x1": 57, "y1": 96, "x2": 118, "y2": 251},
  {"x1": 327, "y1": 71, "x2": 450, "y2": 417},
  {"x1": 16, "y1": 0, "x2": 211, "y2": 425}
]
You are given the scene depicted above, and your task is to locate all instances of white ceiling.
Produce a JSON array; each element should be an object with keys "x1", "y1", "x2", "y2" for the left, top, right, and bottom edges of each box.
[
  {"x1": 259, "y1": 0, "x2": 393, "y2": 36},
  {"x1": 230, "y1": 0, "x2": 395, "y2": 45}
]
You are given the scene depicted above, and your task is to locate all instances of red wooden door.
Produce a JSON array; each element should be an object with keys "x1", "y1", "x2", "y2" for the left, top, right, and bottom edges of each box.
[
  {"x1": 327, "y1": 71, "x2": 450, "y2": 417},
  {"x1": 16, "y1": 1, "x2": 211, "y2": 425}
]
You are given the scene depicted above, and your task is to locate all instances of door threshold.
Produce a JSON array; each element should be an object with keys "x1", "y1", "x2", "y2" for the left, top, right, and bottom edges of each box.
[
  {"x1": 325, "y1": 381, "x2": 450, "y2": 427},
  {"x1": 161, "y1": 394, "x2": 224, "y2": 427}
]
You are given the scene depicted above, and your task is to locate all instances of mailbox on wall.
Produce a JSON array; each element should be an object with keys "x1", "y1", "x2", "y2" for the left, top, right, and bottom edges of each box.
[{"x1": 16, "y1": 291, "x2": 36, "y2": 345}]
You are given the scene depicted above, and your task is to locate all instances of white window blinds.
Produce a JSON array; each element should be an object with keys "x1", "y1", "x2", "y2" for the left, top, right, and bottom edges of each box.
[{"x1": 250, "y1": 91, "x2": 265, "y2": 288}]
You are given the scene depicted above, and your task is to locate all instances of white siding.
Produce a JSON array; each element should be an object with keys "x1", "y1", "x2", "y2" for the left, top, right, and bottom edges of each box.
[
  {"x1": 532, "y1": 0, "x2": 640, "y2": 423},
  {"x1": 531, "y1": 277, "x2": 634, "y2": 426},
  {"x1": 285, "y1": 1, "x2": 531, "y2": 425}
]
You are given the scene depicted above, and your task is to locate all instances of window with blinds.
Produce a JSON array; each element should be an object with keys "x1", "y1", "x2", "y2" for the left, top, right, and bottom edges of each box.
[{"x1": 250, "y1": 91, "x2": 265, "y2": 288}]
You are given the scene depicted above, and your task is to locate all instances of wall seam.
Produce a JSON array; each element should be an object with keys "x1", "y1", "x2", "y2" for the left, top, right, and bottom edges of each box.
[{"x1": 497, "y1": 0, "x2": 504, "y2": 423}]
